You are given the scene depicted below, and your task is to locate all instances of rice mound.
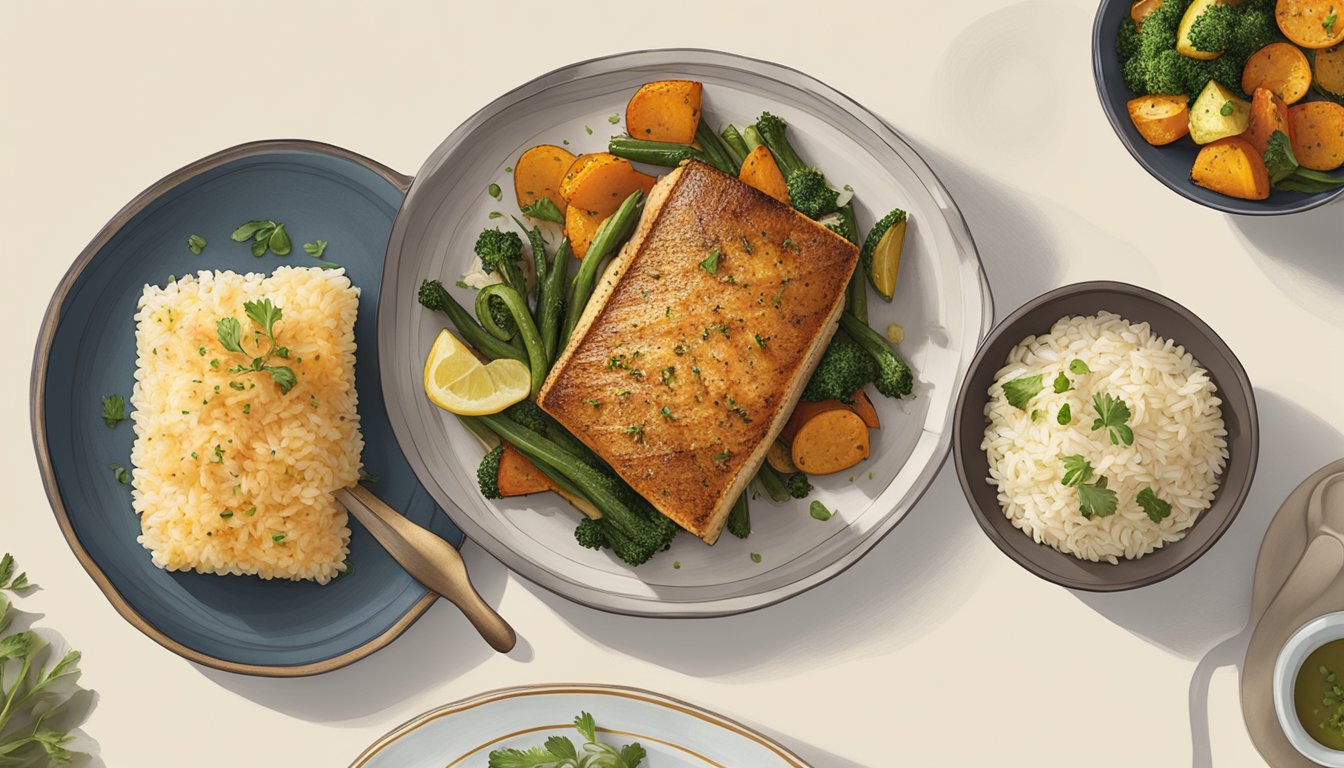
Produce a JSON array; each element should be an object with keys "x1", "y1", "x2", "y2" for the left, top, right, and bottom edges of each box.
[
  {"x1": 981, "y1": 312, "x2": 1228, "y2": 564},
  {"x1": 130, "y1": 267, "x2": 363, "y2": 583}
]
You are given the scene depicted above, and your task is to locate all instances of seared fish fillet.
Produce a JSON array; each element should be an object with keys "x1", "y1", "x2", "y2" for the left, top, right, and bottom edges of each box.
[{"x1": 538, "y1": 161, "x2": 859, "y2": 543}]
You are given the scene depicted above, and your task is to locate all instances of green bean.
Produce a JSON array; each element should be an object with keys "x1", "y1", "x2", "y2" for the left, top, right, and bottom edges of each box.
[
  {"x1": 720, "y1": 125, "x2": 750, "y2": 168},
  {"x1": 476, "y1": 284, "x2": 549, "y2": 398},
  {"x1": 742, "y1": 124, "x2": 765, "y2": 152},
  {"x1": 561, "y1": 191, "x2": 644, "y2": 346},
  {"x1": 834, "y1": 204, "x2": 867, "y2": 324},
  {"x1": 695, "y1": 121, "x2": 737, "y2": 175},
  {"x1": 608, "y1": 137, "x2": 704, "y2": 167},
  {"x1": 475, "y1": 289, "x2": 516, "y2": 342},
  {"x1": 513, "y1": 216, "x2": 547, "y2": 308},
  {"x1": 755, "y1": 465, "x2": 791, "y2": 503},
  {"x1": 431, "y1": 288, "x2": 526, "y2": 363},
  {"x1": 539, "y1": 238, "x2": 571, "y2": 365}
]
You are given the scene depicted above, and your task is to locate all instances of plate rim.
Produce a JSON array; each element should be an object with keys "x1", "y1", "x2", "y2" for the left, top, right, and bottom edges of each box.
[
  {"x1": 380, "y1": 47, "x2": 993, "y2": 617},
  {"x1": 347, "y1": 682, "x2": 813, "y2": 767},
  {"x1": 28, "y1": 138, "x2": 435, "y2": 677}
]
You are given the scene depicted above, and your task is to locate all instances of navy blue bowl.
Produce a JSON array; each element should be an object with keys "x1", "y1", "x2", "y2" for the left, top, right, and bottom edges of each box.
[
  {"x1": 30, "y1": 141, "x2": 462, "y2": 676},
  {"x1": 1092, "y1": 1, "x2": 1344, "y2": 215}
]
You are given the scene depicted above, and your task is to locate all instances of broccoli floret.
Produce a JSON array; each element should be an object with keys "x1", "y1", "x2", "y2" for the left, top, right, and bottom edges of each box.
[
  {"x1": 754, "y1": 112, "x2": 804, "y2": 175},
  {"x1": 474, "y1": 228, "x2": 527, "y2": 296},
  {"x1": 1120, "y1": 0, "x2": 1280, "y2": 98},
  {"x1": 418, "y1": 279, "x2": 451, "y2": 314},
  {"x1": 786, "y1": 168, "x2": 840, "y2": 219},
  {"x1": 574, "y1": 516, "x2": 606, "y2": 550},
  {"x1": 785, "y1": 472, "x2": 813, "y2": 500},
  {"x1": 802, "y1": 332, "x2": 878, "y2": 402},
  {"x1": 839, "y1": 315, "x2": 914, "y2": 399},
  {"x1": 477, "y1": 444, "x2": 504, "y2": 499},
  {"x1": 417, "y1": 279, "x2": 526, "y2": 363},
  {"x1": 727, "y1": 494, "x2": 750, "y2": 539},
  {"x1": 503, "y1": 400, "x2": 549, "y2": 434}
]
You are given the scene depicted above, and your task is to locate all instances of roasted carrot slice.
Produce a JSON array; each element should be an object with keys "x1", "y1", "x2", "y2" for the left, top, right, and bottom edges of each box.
[
  {"x1": 1241, "y1": 42, "x2": 1312, "y2": 104},
  {"x1": 1190, "y1": 136, "x2": 1272, "y2": 200},
  {"x1": 626, "y1": 80, "x2": 703, "y2": 144},
  {"x1": 1245, "y1": 87, "x2": 1293, "y2": 155},
  {"x1": 564, "y1": 205, "x2": 604, "y2": 259},
  {"x1": 514, "y1": 144, "x2": 576, "y2": 213},
  {"x1": 738, "y1": 145, "x2": 791, "y2": 205},
  {"x1": 1288, "y1": 101, "x2": 1344, "y2": 170},
  {"x1": 791, "y1": 409, "x2": 870, "y2": 475},
  {"x1": 1127, "y1": 95, "x2": 1191, "y2": 146},
  {"x1": 1276, "y1": 0, "x2": 1344, "y2": 49}
]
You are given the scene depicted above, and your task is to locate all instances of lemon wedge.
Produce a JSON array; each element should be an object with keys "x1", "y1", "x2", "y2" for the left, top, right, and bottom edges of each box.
[
  {"x1": 423, "y1": 330, "x2": 530, "y2": 415},
  {"x1": 869, "y1": 217, "x2": 906, "y2": 302}
]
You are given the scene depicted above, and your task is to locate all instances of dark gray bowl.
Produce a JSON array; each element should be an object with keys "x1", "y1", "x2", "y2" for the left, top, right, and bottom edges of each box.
[
  {"x1": 1092, "y1": 0, "x2": 1344, "y2": 215},
  {"x1": 953, "y1": 281, "x2": 1259, "y2": 591}
]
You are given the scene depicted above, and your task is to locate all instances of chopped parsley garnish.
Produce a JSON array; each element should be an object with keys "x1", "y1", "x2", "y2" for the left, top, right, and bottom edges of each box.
[
  {"x1": 726, "y1": 397, "x2": 751, "y2": 423},
  {"x1": 230, "y1": 219, "x2": 291, "y2": 258},
  {"x1": 660, "y1": 406, "x2": 676, "y2": 421},
  {"x1": 699, "y1": 249, "x2": 720, "y2": 274},
  {"x1": 245, "y1": 507, "x2": 257, "y2": 516},
  {"x1": 220, "y1": 511, "x2": 234, "y2": 519},
  {"x1": 781, "y1": 238, "x2": 799, "y2": 251},
  {"x1": 521, "y1": 197, "x2": 566, "y2": 224},
  {"x1": 608, "y1": 113, "x2": 621, "y2": 124},
  {"x1": 303, "y1": 239, "x2": 328, "y2": 259},
  {"x1": 217, "y1": 298, "x2": 298, "y2": 394},
  {"x1": 487, "y1": 183, "x2": 502, "y2": 200},
  {"x1": 1077, "y1": 476, "x2": 1118, "y2": 519},
  {"x1": 271, "y1": 533, "x2": 287, "y2": 543},
  {"x1": 1219, "y1": 100, "x2": 1234, "y2": 117},
  {"x1": 212, "y1": 444, "x2": 224, "y2": 463},
  {"x1": 1069, "y1": 359, "x2": 1090, "y2": 375},
  {"x1": 809, "y1": 500, "x2": 832, "y2": 521},
  {"x1": 754, "y1": 334, "x2": 768, "y2": 348},
  {"x1": 740, "y1": 235, "x2": 753, "y2": 254},
  {"x1": 100, "y1": 394, "x2": 126, "y2": 428},
  {"x1": 749, "y1": 552, "x2": 762, "y2": 563},
  {"x1": 1001, "y1": 374, "x2": 1044, "y2": 411},
  {"x1": 624, "y1": 424, "x2": 645, "y2": 442},
  {"x1": 109, "y1": 463, "x2": 130, "y2": 485},
  {"x1": 1053, "y1": 372, "x2": 1071, "y2": 393},
  {"x1": 713, "y1": 450, "x2": 732, "y2": 462},
  {"x1": 585, "y1": 125, "x2": 594, "y2": 135},
  {"x1": 1137, "y1": 487, "x2": 1172, "y2": 523},
  {"x1": 1091, "y1": 392, "x2": 1134, "y2": 446},
  {"x1": 661, "y1": 366, "x2": 675, "y2": 386},
  {"x1": 1057, "y1": 403, "x2": 1072, "y2": 425},
  {"x1": 1031, "y1": 409, "x2": 1042, "y2": 421},
  {"x1": 587, "y1": 398, "x2": 601, "y2": 407},
  {"x1": 1060, "y1": 455, "x2": 1093, "y2": 487},
  {"x1": 1326, "y1": 8, "x2": 1338, "y2": 34},
  {"x1": 187, "y1": 234, "x2": 206, "y2": 254}
]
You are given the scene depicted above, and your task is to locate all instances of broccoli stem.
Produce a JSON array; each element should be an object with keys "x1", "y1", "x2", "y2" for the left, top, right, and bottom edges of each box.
[
  {"x1": 562, "y1": 190, "x2": 644, "y2": 346},
  {"x1": 838, "y1": 313, "x2": 913, "y2": 399},
  {"x1": 475, "y1": 284, "x2": 549, "y2": 398},
  {"x1": 742, "y1": 125, "x2": 764, "y2": 152},
  {"x1": 755, "y1": 117, "x2": 805, "y2": 177},
  {"x1": 755, "y1": 465, "x2": 792, "y2": 503},
  {"x1": 727, "y1": 492, "x2": 750, "y2": 539},
  {"x1": 419, "y1": 281, "x2": 526, "y2": 363},
  {"x1": 468, "y1": 412, "x2": 654, "y2": 540},
  {"x1": 537, "y1": 238, "x2": 571, "y2": 365},
  {"x1": 720, "y1": 125, "x2": 750, "y2": 168},
  {"x1": 694, "y1": 120, "x2": 738, "y2": 175},
  {"x1": 834, "y1": 204, "x2": 867, "y2": 324},
  {"x1": 608, "y1": 137, "x2": 704, "y2": 167}
]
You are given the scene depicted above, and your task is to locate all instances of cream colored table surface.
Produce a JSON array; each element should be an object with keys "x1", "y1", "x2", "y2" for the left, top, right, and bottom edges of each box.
[{"x1": 3, "y1": 1, "x2": 1340, "y2": 766}]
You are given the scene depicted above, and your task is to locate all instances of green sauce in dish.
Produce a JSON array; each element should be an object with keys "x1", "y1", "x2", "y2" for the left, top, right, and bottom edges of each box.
[{"x1": 1295, "y1": 639, "x2": 1344, "y2": 750}]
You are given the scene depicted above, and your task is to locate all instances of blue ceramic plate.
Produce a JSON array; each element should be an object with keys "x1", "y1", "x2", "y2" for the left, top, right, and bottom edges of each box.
[
  {"x1": 30, "y1": 140, "x2": 462, "y2": 676},
  {"x1": 349, "y1": 684, "x2": 811, "y2": 767},
  {"x1": 1092, "y1": 0, "x2": 1344, "y2": 215}
]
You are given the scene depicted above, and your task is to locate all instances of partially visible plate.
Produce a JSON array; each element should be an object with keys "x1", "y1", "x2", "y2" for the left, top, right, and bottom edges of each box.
[
  {"x1": 379, "y1": 49, "x2": 993, "y2": 617},
  {"x1": 349, "y1": 683, "x2": 810, "y2": 767},
  {"x1": 30, "y1": 140, "x2": 462, "y2": 676}
]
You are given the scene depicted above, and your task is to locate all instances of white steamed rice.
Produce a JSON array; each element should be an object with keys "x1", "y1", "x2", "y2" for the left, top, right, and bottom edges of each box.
[
  {"x1": 130, "y1": 267, "x2": 363, "y2": 583},
  {"x1": 981, "y1": 312, "x2": 1228, "y2": 564}
]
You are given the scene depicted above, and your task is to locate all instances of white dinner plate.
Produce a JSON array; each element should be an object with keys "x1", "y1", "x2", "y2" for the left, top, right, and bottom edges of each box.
[
  {"x1": 349, "y1": 683, "x2": 809, "y2": 767},
  {"x1": 379, "y1": 49, "x2": 992, "y2": 616}
]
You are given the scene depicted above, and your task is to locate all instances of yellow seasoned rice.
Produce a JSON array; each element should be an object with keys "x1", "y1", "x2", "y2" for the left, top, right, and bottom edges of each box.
[{"x1": 130, "y1": 267, "x2": 363, "y2": 583}]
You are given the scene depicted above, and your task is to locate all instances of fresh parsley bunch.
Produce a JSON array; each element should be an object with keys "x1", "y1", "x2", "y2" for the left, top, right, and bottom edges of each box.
[
  {"x1": 488, "y1": 711, "x2": 645, "y2": 768},
  {"x1": 0, "y1": 554, "x2": 90, "y2": 767}
]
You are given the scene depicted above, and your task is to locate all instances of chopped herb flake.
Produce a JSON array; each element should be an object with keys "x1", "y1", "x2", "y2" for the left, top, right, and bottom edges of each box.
[{"x1": 100, "y1": 394, "x2": 127, "y2": 428}]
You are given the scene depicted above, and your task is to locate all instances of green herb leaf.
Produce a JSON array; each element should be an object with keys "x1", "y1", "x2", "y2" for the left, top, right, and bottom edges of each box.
[
  {"x1": 1265, "y1": 130, "x2": 1301, "y2": 183},
  {"x1": 1137, "y1": 487, "x2": 1172, "y2": 523},
  {"x1": 1001, "y1": 374, "x2": 1045, "y2": 411},
  {"x1": 699, "y1": 249, "x2": 720, "y2": 274},
  {"x1": 545, "y1": 736, "x2": 578, "y2": 760},
  {"x1": 809, "y1": 500, "x2": 832, "y2": 521},
  {"x1": 1057, "y1": 403, "x2": 1072, "y2": 425},
  {"x1": 487, "y1": 183, "x2": 502, "y2": 200},
  {"x1": 303, "y1": 239, "x2": 328, "y2": 259},
  {"x1": 244, "y1": 298, "x2": 283, "y2": 335},
  {"x1": 520, "y1": 197, "x2": 566, "y2": 224},
  {"x1": 1091, "y1": 392, "x2": 1135, "y2": 446},
  {"x1": 1326, "y1": 9, "x2": 1338, "y2": 34},
  {"x1": 100, "y1": 394, "x2": 126, "y2": 428},
  {"x1": 574, "y1": 711, "x2": 597, "y2": 742},
  {"x1": 1220, "y1": 100, "x2": 1234, "y2": 116},
  {"x1": 1060, "y1": 454, "x2": 1093, "y2": 487},
  {"x1": 265, "y1": 365, "x2": 297, "y2": 394},
  {"x1": 1078, "y1": 476, "x2": 1118, "y2": 519},
  {"x1": 268, "y1": 223, "x2": 292, "y2": 256},
  {"x1": 249, "y1": 237, "x2": 268, "y2": 258},
  {"x1": 231, "y1": 220, "x2": 274, "y2": 242},
  {"x1": 1053, "y1": 371, "x2": 1071, "y2": 393},
  {"x1": 485, "y1": 747, "x2": 558, "y2": 767},
  {"x1": 608, "y1": 113, "x2": 621, "y2": 124},
  {"x1": 750, "y1": 552, "x2": 762, "y2": 563},
  {"x1": 1031, "y1": 409, "x2": 1042, "y2": 421},
  {"x1": 620, "y1": 743, "x2": 648, "y2": 767},
  {"x1": 1069, "y1": 359, "x2": 1090, "y2": 375},
  {"x1": 187, "y1": 234, "x2": 207, "y2": 254},
  {"x1": 216, "y1": 316, "x2": 244, "y2": 353}
]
